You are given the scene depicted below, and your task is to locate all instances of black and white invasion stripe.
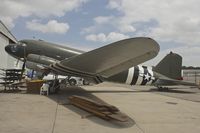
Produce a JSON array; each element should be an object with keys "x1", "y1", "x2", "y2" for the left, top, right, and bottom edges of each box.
[{"x1": 126, "y1": 65, "x2": 155, "y2": 86}]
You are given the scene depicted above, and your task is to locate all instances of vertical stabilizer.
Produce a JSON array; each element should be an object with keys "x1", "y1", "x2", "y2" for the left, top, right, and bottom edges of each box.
[{"x1": 153, "y1": 52, "x2": 182, "y2": 80}]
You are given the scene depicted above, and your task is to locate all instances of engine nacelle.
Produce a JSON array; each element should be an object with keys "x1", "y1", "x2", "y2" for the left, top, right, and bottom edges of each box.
[
  {"x1": 27, "y1": 54, "x2": 57, "y2": 66},
  {"x1": 26, "y1": 61, "x2": 45, "y2": 72}
]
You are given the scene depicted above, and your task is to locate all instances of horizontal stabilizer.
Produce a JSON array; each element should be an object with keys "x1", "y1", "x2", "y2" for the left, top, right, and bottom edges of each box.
[
  {"x1": 154, "y1": 72, "x2": 198, "y2": 87},
  {"x1": 51, "y1": 37, "x2": 160, "y2": 78},
  {"x1": 155, "y1": 78, "x2": 198, "y2": 87}
]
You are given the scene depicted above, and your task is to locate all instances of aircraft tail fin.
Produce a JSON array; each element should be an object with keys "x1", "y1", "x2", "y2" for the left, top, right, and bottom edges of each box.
[{"x1": 153, "y1": 52, "x2": 182, "y2": 80}]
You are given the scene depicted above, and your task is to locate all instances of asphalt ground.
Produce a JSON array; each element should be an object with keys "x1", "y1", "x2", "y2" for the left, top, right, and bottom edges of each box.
[{"x1": 0, "y1": 83, "x2": 200, "y2": 133}]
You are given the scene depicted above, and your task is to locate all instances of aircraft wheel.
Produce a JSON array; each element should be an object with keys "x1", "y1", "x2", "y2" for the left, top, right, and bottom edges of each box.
[{"x1": 69, "y1": 79, "x2": 77, "y2": 86}]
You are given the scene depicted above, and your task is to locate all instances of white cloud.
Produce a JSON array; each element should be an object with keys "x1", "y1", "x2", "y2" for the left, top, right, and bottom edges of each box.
[
  {"x1": 107, "y1": 0, "x2": 200, "y2": 46},
  {"x1": 144, "y1": 46, "x2": 200, "y2": 67},
  {"x1": 94, "y1": 16, "x2": 114, "y2": 24},
  {"x1": 82, "y1": 15, "x2": 137, "y2": 34},
  {"x1": 107, "y1": 0, "x2": 121, "y2": 10},
  {"x1": 86, "y1": 33, "x2": 106, "y2": 42},
  {"x1": 0, "y1": 0, "x2": 89, "y2": 29},
  {"x1": 26, "y1": 20, "x2": 69, "y2": 34},
  {"x1": 104, "y1": 0, "x2": 200, "y2": 66},
  {"x1": 86, "y1": 32, "x2": 129, "y2": 42},
  {"x1": 81, "y1": 16, "x2": 115, "y2": 34},
  {"x1": 119, "y1": 25, "x2": 136, "y2": 33},
  {"x1": 107, "y1": 32, "x2": 129, "y2": 41}
]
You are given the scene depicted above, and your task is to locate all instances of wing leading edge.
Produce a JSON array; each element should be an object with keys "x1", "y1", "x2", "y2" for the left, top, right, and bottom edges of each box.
[{"x1": 50, "y1": 37, "x2": 160, "y2": 80}]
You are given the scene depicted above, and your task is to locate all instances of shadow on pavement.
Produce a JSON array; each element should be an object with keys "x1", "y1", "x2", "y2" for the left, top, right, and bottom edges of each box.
[
  {"x1": 47, "y1": 86, "x2": 136, "y2": 129},
  {"x1": 149, "y1": 88, "x2": 198, "y2": 94}
]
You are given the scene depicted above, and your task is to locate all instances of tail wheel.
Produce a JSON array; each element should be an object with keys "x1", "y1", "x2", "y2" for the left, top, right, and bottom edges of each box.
[{"x1": 69, "y1": 79, "x2": 77, "y2": 86}]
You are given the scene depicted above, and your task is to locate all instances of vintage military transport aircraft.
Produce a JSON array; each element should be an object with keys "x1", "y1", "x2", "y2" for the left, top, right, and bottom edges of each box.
[{"x1": 4, "y1": 37, "x2": 198, "y2": 89}]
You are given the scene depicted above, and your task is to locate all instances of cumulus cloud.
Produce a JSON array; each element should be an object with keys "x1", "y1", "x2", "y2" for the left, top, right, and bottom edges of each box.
[
  {"x1": 144, "y1": 46, "x2": 200, "y2": 67},
  {"x1": 94, "y1": 16, "x2": 114, "y2": 24},
  {"x1": 0, "y1": 0, "x2": 88, "y2": 28},
  {"x1": 86, "y1": 32, "x2": 129, "y2": 42},
  {"x1": 107, "y1": 0, "x2": 200, "y2": 46},
  {"x1": 82, "y1": 15, "x2": 136, "y2": 34},
  {"x1": 119, "y1": 25, "x2": 136, "y2": 33},
  {"x1": 107, "y1": 0, "x2": 122, "y2": 9},
  {"x1": 98, "y1": 0, "x2": 200, "y2": 66},
  {"x1": 86, "y1": 33, "x2": 106, "y2": 42},
  {"x1": 81, "y1": 16, "x2": 115, "y2": 34},
  {"x1": 26, "y1": 20, "x2": 69, "y2": 34}
]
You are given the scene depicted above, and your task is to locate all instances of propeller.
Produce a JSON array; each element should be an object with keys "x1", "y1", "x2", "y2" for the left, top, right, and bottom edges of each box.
[
  {"x1": 20, "y1": 43, "x2": 27, "y2": 80},
  {"x1": 15, "y1": 59, "x2": 19, "y2": 67}
]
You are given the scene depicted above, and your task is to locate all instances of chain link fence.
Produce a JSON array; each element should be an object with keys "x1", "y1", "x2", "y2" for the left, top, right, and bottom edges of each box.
[{"x1": 182, "y1": 69, "x2": 200, "y2": 85}]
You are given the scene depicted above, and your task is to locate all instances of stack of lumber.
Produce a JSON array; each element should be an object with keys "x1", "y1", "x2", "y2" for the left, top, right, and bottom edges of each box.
[{"x1": 69, "y1": 95, "x2": 129, "y2": 122}]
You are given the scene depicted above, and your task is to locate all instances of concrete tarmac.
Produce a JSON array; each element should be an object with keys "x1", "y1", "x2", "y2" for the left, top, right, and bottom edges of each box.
[{"x1": 0, "y1": 83, "x2": 200, "y2": 133}]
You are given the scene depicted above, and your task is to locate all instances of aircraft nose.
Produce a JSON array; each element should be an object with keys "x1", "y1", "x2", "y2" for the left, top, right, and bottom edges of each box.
[
  {"x1": 5, "y1": 45, "x2": 11, "y2": 54},
  {"x1": 5, "y1": 43, "x2": 27, "y2": 58},
  {"x1": 5, "y1": 44, "x2": 20, "y2": 55}
]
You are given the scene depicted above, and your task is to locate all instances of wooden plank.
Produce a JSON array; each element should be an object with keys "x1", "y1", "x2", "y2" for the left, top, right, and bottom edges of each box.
[{"x1": 68, "y1": 95, "x2": 129, "y2": 122}]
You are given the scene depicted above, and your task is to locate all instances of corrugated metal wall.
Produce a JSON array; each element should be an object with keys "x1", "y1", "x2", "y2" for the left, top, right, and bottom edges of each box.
[
  {"x1": 0, "y1": 20, "x2": 21, "y2": 69},
  {"x1": 0, "y1": 33, "x2": 21, "y2": 69},
  {"x1": 0, "y1": 33, "x2": 9, "y2": 69}
]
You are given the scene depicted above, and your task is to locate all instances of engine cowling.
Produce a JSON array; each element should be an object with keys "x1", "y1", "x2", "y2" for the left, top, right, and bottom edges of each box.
[
  {"x1": 27, "y1": 54, "x2": 57, "y2": 66},
  {"x1": 26, "y1": 61, "x2": 46, "y2": 72}
]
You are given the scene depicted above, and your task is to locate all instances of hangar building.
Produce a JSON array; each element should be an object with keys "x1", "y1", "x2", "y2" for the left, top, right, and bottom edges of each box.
[{"x1": 0, "y1": 20, "x2": 20, "y2": 69}]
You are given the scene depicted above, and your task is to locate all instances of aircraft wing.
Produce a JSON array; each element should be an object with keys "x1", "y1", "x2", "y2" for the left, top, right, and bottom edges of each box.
[{"x1": 50, "y1": 37, "x2": 159, "y2": 81}]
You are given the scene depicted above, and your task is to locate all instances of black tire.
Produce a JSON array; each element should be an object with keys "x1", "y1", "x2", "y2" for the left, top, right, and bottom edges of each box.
[{"x1": 69, "y1": 79, "x2": 77, "y2": 86}]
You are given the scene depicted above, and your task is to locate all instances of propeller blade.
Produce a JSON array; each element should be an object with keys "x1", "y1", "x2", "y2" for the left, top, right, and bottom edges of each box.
[
  {"x1": 20, "y1": 42, "x2": 27, "y2": 80},
  {"x1": 15, "y1": 59, "x2": 19, "y2": 66},
  {"x1": 20, "y1": 60, "x2": 26, "y2": 80}
]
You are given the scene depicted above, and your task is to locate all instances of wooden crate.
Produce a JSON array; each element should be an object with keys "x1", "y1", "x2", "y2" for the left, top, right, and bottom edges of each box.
[{"x1": 26, "y1": 80, "x2": 44, "y2": 94}]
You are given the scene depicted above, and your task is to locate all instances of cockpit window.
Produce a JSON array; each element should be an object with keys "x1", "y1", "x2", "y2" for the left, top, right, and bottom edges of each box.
[{"x1": 10, "y1": 45, "x2": 18, "y2": 53}]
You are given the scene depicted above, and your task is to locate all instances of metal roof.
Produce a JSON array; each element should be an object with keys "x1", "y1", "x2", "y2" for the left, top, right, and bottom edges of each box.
[{"x1": 0, "y1": 20, "x2": 17, "y2": 43}]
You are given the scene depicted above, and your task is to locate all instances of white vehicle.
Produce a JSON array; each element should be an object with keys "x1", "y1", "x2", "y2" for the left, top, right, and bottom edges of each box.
[
  {"x1": 68, "y1": 77, "x2": 89, "y2": 86},
  {"x1": 43, "y1": 74, "x2": 89, "y2": 86}
]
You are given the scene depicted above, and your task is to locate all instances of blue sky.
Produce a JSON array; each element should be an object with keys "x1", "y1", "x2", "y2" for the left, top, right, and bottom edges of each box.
[{"x1": 0, "y1": 0, "x2": 200, "y2": 66}]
